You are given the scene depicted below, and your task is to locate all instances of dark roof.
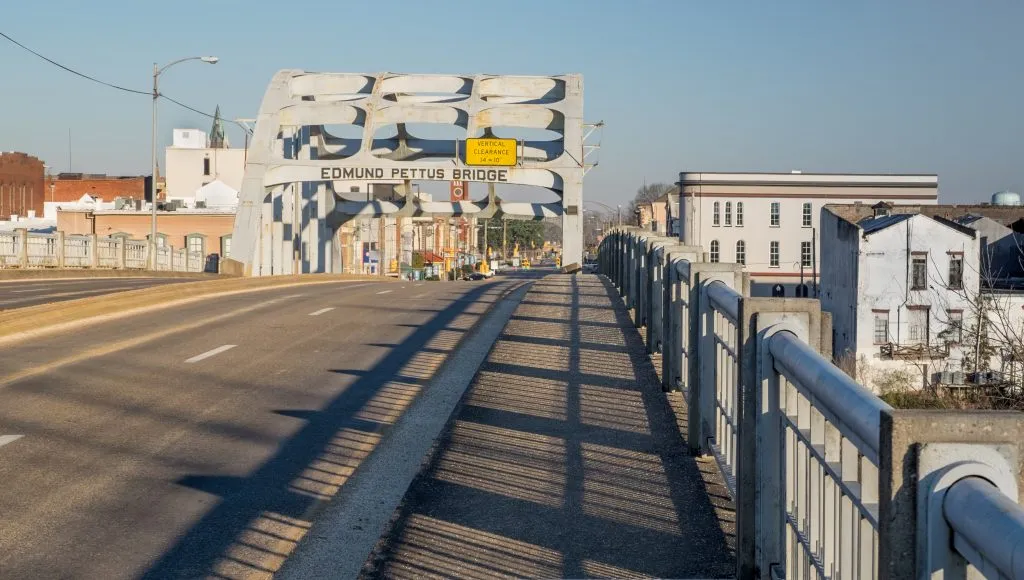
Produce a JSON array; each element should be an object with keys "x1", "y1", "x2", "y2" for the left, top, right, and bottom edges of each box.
[
  {"x1": 858, "y1": 214, "x2": 912, "y2": 234},
  {"x1": 856, "y1": 212, "x2": 976, "y2": 238}
]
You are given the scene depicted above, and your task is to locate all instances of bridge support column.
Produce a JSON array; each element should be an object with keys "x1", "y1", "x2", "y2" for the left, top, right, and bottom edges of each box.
[
  {"x1": 89, "y1": 234, "x2": 98, "y2": 268},
  {"x1": 16, "y1": 228, "x2": 28, "y2": 268},
  {"x1": 56, "y1": 231, "x2": 65, "y2": 268}
]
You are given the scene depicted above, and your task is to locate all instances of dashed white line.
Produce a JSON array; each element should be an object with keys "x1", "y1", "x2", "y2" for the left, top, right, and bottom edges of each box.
[
  {"x1": 413, "y1": 293, "x2": 429, "y2": 299},
  {"x1": 376, "y1": 290, "x2": 393, "y2": 295},
  {"x1": 415, "y1": 283, "x2": 424, "y2": 287},
  {"x1": 0, "y1": 435, "x2": 24, "y2": 448},
  {"x1": 308, "y1": 307, "x2": 335, "y2": 316},
  {"x1": 185, "y1": 344, "x2": 237, "y2": 363}
]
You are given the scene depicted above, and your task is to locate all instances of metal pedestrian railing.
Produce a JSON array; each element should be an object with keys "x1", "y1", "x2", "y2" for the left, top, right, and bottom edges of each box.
[
  {"x1": 599, "y1": 226, "x2": 1024, "y2": 580},
  {"x1": 0, "y1": 228, "x2": 210, "y2": 273}
]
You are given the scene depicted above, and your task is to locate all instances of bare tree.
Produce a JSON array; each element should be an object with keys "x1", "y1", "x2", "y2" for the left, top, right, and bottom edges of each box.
[{"x1": 628, "y1": 182, "x2": 673, "y2": 218}]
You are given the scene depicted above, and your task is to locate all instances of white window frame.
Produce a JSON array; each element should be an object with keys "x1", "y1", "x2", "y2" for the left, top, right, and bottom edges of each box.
[
  {"x1": 724, "y1": 202, "x2": 732, "y2": 226},
  {"x1": 735, "y1": 240, "x2": 745, "y2": 265},
  {"x1": 873, "y1": 310, "x2": 889, "y2": 344},
  {"x1": 802, "y1": 202, "x2": 812, "y2": 227},
  {"x1": 710, "y1": 239, "x2": 720, "y2": 263},
  {"x1": 736, "y1": 202, "x2": 744, "y2": 226},
  {"x1": 770, "y1": 201, "x2": 780, "y2": 227},
  {"x1": 801, "y1": 241, "x2": 812, "y2": 268},
  {"x1": 713, "y1": 202, "x2": 720, "y2": 226},
  {"x1": 769, "y1": 241, "x2": 780, "y2": 267}
]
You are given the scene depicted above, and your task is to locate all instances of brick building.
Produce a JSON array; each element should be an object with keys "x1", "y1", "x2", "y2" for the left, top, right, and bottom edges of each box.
[
  {"x1": 0, "y1": 152, "x2": 45, "y2": 220},
  {"x1": 45, "y1": 174, "x2": 149, "y2": 203}
]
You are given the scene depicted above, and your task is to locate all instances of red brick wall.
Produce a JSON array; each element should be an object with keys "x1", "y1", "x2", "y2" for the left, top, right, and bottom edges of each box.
[
  {"x1": 45, "y1": 176, "x2": 146, "y2": 203},
  {"x1": 0, "y1": 153, "x2": 45, "y2": 220}
]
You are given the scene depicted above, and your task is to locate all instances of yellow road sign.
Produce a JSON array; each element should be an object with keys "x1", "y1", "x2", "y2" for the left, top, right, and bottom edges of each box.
[{"x1": 465, "y1": 138, "x2": 517, "y2": 166}]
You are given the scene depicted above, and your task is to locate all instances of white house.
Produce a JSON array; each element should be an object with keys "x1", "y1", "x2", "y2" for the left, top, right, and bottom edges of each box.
[
  {"x1": 677, "y1": 172, "x2": 939, "y2": 297},
  {"x1": 820, "y1": 204, "x2": 979, "y2": 392},
  {"x1": 165, "y1": 129, "x2": 247, "y2": 206}
]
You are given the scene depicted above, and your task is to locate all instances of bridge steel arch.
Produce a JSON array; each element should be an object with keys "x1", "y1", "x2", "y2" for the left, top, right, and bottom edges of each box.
[{"x1": 230, "y1": 70, "x2": 586, "y2": 276}]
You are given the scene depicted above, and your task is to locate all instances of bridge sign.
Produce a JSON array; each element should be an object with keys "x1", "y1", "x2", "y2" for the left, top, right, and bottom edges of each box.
[{"x1": 465, "y1": 138, "x2": 517, "y2": 166}]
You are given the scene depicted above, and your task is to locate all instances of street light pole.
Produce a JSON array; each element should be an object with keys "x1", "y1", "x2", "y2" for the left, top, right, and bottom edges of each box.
[{"x1": 150, "y1": 55, "x2": 219, "y2": 269}]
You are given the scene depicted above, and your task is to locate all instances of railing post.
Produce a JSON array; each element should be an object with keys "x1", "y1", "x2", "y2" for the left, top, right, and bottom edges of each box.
[
  {"x1": 878, "y1": 410, "x2": 1024, "y2": 579},
  {"x1": 660, "y1": 246, "x2": 702, "y2": 390},
  {"x1": 738, "y1": 298, "x2": 827, "y2": 579},
  {"x1": 16, "y1": 228, "x2": 28, "y2": 268},
  {"x1": 168, "y1": 245, "x2": 175, "y2": 272},
  {"x1": 56, "y1": 231, "x2": 66, "y2": 269},
  {"x1": 89, "y1": 235, "x2": 98, "y2": 268},
  {"x1": 117, "y1": 238, "x2": 126, "y2": 269},
  {"x1": 690, "y1": 264, "x2": 745, "y2": 457},
  {"x1": 646, "y1": 241, "x2": 663, "y2": 351}
]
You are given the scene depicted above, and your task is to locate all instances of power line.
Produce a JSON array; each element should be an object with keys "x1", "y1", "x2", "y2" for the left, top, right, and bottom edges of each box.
[
  {"x1": 0, "y1": 30, "x2": 150, "y2": 95},
  {"x1": 1, "y1": 29, "x2": 249, "y2": 134}
]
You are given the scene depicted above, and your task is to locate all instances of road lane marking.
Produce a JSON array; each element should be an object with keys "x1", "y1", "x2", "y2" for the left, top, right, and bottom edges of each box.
[
  {"x1": 0, "y1": 295, "x2": 300, "y2": 388},
  {"x1": 413, "y1": 293, "x2": 429, "y2": 299},
  {"x1": 185, "y1": 344, "x2": 237, "y2": 363},
  {"x1": 308, "y1": 307, "x2": 334, "y2": 316},
  {"x1": 0, "y1": 435, "x2": 24, "y2": 448},
  {"x1": 376, "y1": 290, "x2": 393, "y2": 295},
  {"x1": 415, "y1": 283, "x2": 423, "y2": 287}
]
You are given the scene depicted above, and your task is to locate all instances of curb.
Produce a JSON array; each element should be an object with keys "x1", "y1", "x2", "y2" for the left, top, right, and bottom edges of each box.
[{"x1": 0, "y1": 274, "x2": 393, "y2": 346}]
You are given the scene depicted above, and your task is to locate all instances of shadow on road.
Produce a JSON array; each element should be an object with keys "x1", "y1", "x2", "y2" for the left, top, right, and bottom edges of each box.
[{"x1": 139, "y1": 280, "x2": 515, "y2": 579}]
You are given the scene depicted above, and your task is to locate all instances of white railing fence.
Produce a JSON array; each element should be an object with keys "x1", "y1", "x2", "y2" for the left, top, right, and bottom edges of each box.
[
  {"x1": 599, "y1": 226, "x2": 1024, "y2": 580},
  {"x1": 0, "y1": 228, "x2": 210, "y2": 273}
]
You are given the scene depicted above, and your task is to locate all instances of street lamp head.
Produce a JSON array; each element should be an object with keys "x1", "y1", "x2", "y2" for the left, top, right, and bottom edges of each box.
[{"x1": 201, "y1": 56, "x2": 220, "y2": 64}]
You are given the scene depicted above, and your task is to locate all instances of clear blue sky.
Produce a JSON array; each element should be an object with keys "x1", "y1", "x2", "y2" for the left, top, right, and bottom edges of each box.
[{"x1": 1, "y1": 0, "x2": 1021, "y2": 205}]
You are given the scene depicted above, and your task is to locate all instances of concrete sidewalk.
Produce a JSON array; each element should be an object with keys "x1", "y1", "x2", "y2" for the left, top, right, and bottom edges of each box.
[{"x1": 363, "y1": 274, "x2": 735, "y2": 579}]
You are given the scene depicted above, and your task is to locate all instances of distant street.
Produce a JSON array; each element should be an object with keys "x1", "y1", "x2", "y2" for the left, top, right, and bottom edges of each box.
[
  {"x1": 0, "y1": 275, "x2": 527, "y2": 579},
  {"x1": 0, "y1": 277, "x2": 193, "y2": 310}
]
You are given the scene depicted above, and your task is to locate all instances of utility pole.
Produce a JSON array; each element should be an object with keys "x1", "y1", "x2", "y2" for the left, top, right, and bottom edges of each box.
[
  {"x1": 503, "y1": 219, "x2": 508, "y2": 260},
  {"x1": 483, "y1": 219, "x2": 488, "y2": 265}
]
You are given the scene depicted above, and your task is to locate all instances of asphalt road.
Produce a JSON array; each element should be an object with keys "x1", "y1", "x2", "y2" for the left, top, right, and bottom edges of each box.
[
  {"x1": 0, "y1": 275, "x2": 527, "y2": 579},
  {"x1": 0, "y1": 277, "x2": 194, "y2": 310}
]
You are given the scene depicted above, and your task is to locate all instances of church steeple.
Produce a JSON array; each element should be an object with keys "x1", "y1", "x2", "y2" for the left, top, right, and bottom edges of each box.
[{"x1": 209, "y1": 105, "x2": 229, "y2": 149}]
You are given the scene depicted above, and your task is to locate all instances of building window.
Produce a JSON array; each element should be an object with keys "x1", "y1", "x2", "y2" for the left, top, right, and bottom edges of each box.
[
  {"x1": 203, "y1": 157, "x2": 211, "y2": 176},
  {"x1": 911, "y1": 253, "x2": 928, "y2": 290},
  {"x1": 801, "y1": 241, "x2": 812, "y2": 268},
  {"x1": 724, "y1": 202, "x2": 732, "y2": 226},
  {"x1": 802, "y1": 202, "x2": 812, "y2": 227},
  {"x1": 948, "y1": 255, "x2": 963, "y2": 290},
  {"x1": 770, "y1": 241, "x2": 780, "y2": 267},
  {"x1": 735, "y1": 240, "x2": 745, "y2": 265},
  {"x1": 710, "y1": 239, "x2": 720, "y2": 263},
  {"x1": 186, "y1": 234, "x2": 205, "y2": 255},
  {"x1": 873, "y1": 310, "x2": 889, "y2": 344},
  {"x1": 736, "y1": 202, "x2": 744, "y2": 226},
  {"x1": 713, "y1": 202, "x2": 720, "y2": 226},
  {"x1": 908, "y1": 307, "x2": 929, "y2": 344},
  {"x1": 947, "y1": 310, "x2": 963, "y2": 343},
  {"x1": 220, "y1": 235, "x2": 232, "y2": 257},
  {"x1": 770, "y1": 202, "x2": 780, "y2": 227}
]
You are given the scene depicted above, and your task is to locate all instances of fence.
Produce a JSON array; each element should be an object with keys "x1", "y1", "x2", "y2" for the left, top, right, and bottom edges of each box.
[
  {"x1": 0, "y1": 229, "x2": 207, "y2": 273},
  {"x1": 600, "y1": 227, "x2": 1024, "y2": 580}
]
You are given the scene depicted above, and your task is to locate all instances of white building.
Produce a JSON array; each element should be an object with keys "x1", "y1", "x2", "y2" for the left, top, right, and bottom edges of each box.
[
  {"x1": 820, "y1": 204, "x2": 979, "y2": 392},
  {"x1": 165, "y1": 128, "x2": 246, "y2": 206},
  {"x1": 677, "y1": 172, "x2": 939, "y2": 296}
]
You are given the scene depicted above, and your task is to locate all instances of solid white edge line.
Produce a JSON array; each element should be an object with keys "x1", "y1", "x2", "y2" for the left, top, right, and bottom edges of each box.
[
  {"x1": 0, "y1": 435, "x2": 24, "y2": 448},
  {"x1": 376, "y1": 290, "x2": 393, "y2": 295},
  {"x1": 308, "y1": 307, "x2": 335, "y2": 316},
  {"x1": 185, "y1": 344, "x2": 237, "y2": 364}
]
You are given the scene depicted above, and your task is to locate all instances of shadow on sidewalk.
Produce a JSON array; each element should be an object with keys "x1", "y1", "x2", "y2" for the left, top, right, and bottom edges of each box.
[{"x1": 364, "y1": 274, "x2": 735, "y2": 579}]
